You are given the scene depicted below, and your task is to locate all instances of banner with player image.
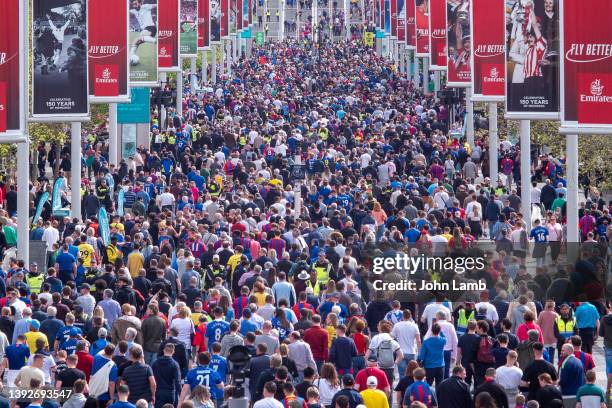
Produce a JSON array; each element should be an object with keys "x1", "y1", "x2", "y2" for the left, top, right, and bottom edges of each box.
[
  {"x1": 88, "y1": 0, "x2": 129, "y2": 103},
  {"x1": 415, "y1": 0, "x2": 429, "y2": 57},
  {"x1": 129, "y1": 0, "x2": 158, "y2": 87},
  {"x1": 560, "y1": 0, "x2": 612, "y2": 130},
  {"x1": 243, "y1": 0, "x2": 249, "y2": 29},
  {"x1": 446, "y1": 0, "x2": 471, "y2": 87},
  {"x1": 505, "y1": 0, "x2": 559, "y2": 118},
  {"x1": 211, "y1": 0, "x2": 221, "y2": 42},
  {"x1": 470, "y1": 0, "x2": 505, "y2": 101},
  {"x1": 384, "y1": 0, "x2": 391, "y2": 35},
  {"x1": 180, "y1": 0, "x2": 198, "y2": 57},
  {"x1": 376, "y1": 0, "x2": 382, "y2": 29},
  {"x1": 230, "y1": 0, "x2": 237, "y2": 35},
  {"x1": 159, "y1": 0, "x2": 180, "y2": 71},
  {"x1": 198, "y1": 0, "x2": 210, "y2": 49},
  {"x1": 0, "y1": 0, "x2": 22, "y2": 134},
  {"x1": 397, "y1": 0, "x2": 406, "y2": 43},
  {"x1": 405, "y1": 0, "x2": 416, "y2": 48},
  {"x1": 221, "y1": 0, "x2": 229, "y2": 38},
  {"x1": 32, "y1": 0, "x2": 89, "y2": 118},
  {"x1": 429, "y1": 0, "x2": 446, "y2": 69},
  {"x1": 237, "y1": 0, "x2": 242, "y2": 31},
  {"x1": 391, "y1": 0, "x2": 397, "y2": 38}
]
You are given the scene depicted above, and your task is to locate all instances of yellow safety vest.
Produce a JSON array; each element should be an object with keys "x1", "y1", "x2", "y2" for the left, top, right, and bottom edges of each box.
[
  {"x1": 168, "y1": 135, "x2": 176, "y2": 145},
  {"x1": 192, "y1": 130, "x2": 200, "y2": 142},
  {"x1": 26, "y1": 274, "x2": 44, "y2": 294},
  {"x1": 319, "y1": 128, "x2": 329, "y2": 140},
  {"x1": 313, "y1": 263, "x2": 330, "y2": 285},
  {"x1": 556, "y1": 317, "x2": 576, "y2": 339},
  {"x1": 306, "y1": 280, "x2": 321, "y2": 296},
  {"x1": 456, "y1": 309, "x2": 475, "y2": 334}
]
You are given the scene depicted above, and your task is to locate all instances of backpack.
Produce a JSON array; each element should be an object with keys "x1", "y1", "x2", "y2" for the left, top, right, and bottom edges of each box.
[
  {"x1": 476, "y1": 336, "x2": 495, "y2": 364},
  {"x1": 517, "y1": 341, "x2": 535, "y2": 370},
  {"x1": 376, "y1": 339, "x2": 396, "y2": 368}
]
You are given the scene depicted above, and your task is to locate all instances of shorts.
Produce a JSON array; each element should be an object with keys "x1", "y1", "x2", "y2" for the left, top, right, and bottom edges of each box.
[
  {"x1": 144, "y1": 25, "x2": 157, "y2": 37},
  {"x1": 6, "y1": 370, "x2": 18, "y2": 387},
  {"x1": 606, "y1": 347, "x2": 612, "y2": 375}
]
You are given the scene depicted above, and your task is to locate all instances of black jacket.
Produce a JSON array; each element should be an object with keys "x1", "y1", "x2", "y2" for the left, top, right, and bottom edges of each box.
[
  {"x1": 475, "y1": 381, "x2": 509, "y2": 408},
  {"x1": 158, "y1": 336, "x2": 189, "y2": 376},
  {"x1": 435, "y1": 375, "x2": 473, "y2": 408},
  {"x1": 151, "y1": 355, "x2": 181, "y2": 400}
]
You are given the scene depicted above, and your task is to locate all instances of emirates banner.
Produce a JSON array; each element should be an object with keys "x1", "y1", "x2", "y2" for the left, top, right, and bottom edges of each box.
[
  {"x1": 32, "y1": 0, "x2": 89, "y2": 118},
  {"x1": 561, "y1": 0, "x2": 612, "y2": 128},
  {"x1": 470, "y1": 0, "x2": 505, "y2": 100},
  {"x1": 391, "y1": 0, "x2": 397, "y2": 38},
  {"x1": 180, "y1": 0, "x2": 198, "y2": 56},
  {"x1": 415, "y1": 0, "x2": 429, "y2": 57},
  {"x1": 505, "y1": 0, "x2": 559, "y2": 117},
  {"x1": 406, "y1": 0, "x2": 416, "y2": 48},
  {"x1": 446, "y1": 0, "x2": 470, "y2": 87},
  {"x1": 129, "y1": 0, "x2": 158, "y2": 87},
  {"x1": 221, "y1": 0, "x2": 229, "y2": 38},
  {"x1": 429, "y1": 0, "x2": 446, "y2": 70},
  {"x1": 88, "y1": 0, "x2": 129, "y2": 103},
  {"x1": 211, "y1": 0, "x2": 221, "y2": 42},
  {"x1": 159, "y1": 0, "x2": 180, "y2": 71},
  {"x1": 197, "y1": 0, "x2": 210, "y2": 49},
  {"x1": 0, "y1": 0, "x2": 21, "y2": 134},
  {"x1": 397, "y1": 0, "x2": 406, "y2": 43}
]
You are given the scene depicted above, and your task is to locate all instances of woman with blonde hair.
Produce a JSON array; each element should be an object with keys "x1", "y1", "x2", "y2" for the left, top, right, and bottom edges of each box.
[
  {"x1": 316, "y1": 363, "x2": 341, "y2": 407},
  {"x1": 371, "y1": 202, "x2": 387, "y2": 241},
  {"x1": 190, "y1": 385, "x2": 214, "y2": 408},
  {"x1": 325, "y1": 313, "x2": 339, "y2": 348},
  {"x1": 170, "y1": 306, "x2": 195, "y2": 351},
  {"x1": 252, "y1": 281, "x2": 268, "y2": 306}
]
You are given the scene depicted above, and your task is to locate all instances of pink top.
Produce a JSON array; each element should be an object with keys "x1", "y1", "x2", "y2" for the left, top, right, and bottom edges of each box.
[
  {"x1": 537, "y1": 310, "x2": 559, "y2": 345},
  {"x1": 516, "y1": 321, "x2": 544, "y2": 343},
  {"x1": 371, "y1": 209, "x2": 387, "y2": 226}
]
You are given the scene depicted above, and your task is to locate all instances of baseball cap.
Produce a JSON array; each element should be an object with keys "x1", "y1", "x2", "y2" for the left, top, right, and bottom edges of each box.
[
  {"x1": 342, "y1": 374, "x2": 355, "y2": 386},
  {"x1": 30, "y1": 319, "x2": 41, "y2": 330},
  {"x1": 366, "y1": 376, "x2": 378, "y2": 387},
  {"x1": 367, "y1": 355, "x2": 378, "y2": 363}
]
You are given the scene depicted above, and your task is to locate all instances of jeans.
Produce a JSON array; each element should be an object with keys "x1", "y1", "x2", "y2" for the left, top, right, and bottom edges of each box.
[
  {"x1": 397, "y1": 354, "x2": 416, "y2": 379},
  {"x1": 425, "y1": 367, "x2": 444, "y2": 387},
  {"x1": 545, "y1": 346, "x2": 556, "y2": 364},
  {"x1": 605, "y1": 347, "x2": 612, "y2": 375},
  {"x1": 443, "y1": 350, "x2": 452, "y2": 379},
  {"x1": 381, "y1": 367, "x2": 395, "y2": 406},
  {"x1": 352, "y1": 356, "x2": 366, "y2": 373},
  {"x1": 144, "y1": 350, "x2": 158, "y2": 366}
]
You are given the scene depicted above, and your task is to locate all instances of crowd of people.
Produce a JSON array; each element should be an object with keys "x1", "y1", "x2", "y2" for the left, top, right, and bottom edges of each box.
[{"x1": 0, "y1": 36, "x2": 610, "y2": 408}]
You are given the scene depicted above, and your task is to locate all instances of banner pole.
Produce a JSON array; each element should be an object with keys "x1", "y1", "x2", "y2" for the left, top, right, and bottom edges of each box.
[
  {"x1": 422, "y1": 58, "x2": 429, "y2": 94},
  {"x1": 109, "y1": 103, "x2": 118, "y2": 166},
  {"x1": 434, "y1": 70, "x2": 440, "y2": 95},
  {"x1": 220, "y1": 43, "x2": 226, "y2": 76},
  {"x1": 520, "y1": 119, "x2": 531, "y2": 231},
  {"x1": 411, "y1": 50, "x2": 417, "y2": 84},
  {"x1": 202, "y1": 51, "x2": 208, "y2": 84},
  {"x1": 466, "y1": 87, "x2": 474, "y2": 148},
  {"x1": 488, "y1": 102, "x2": 498, "y2": 185},
  {"x1": 177, "y1": 68, "x2": 184, "y2": 116},
  {"x1": 566, "y1": 133, "x2": 579, "y2": 246},
  {"x1": 71, "y1": 122, "x2": 82, "y2": 220},
  {"x1": 190, "y1": 57, "x2": 197, "y2": 93},
  {"x1": 212, "y1": 46, "x2": 217, "y2": 83},
  {"x1": 17, "y1": 142, "x2": 30, "y2": 265}
]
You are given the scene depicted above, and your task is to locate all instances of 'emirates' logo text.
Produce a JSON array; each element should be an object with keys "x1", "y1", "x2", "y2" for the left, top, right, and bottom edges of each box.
[
  {"x1": 96, "y1": 67, "x2": 117, "y2": 84},
  {"x1": 581, "y1": 79, "x2": 612, "y2": 102},
  {"x1": 484, "y1": 67, "x2": 504, "y2": 83},
  {"x1": 160, "y1": 47, "x2": 168, "y2": 56},
  {"x1": 102, "y1": 68, "x2": 111, "y2": 80}
]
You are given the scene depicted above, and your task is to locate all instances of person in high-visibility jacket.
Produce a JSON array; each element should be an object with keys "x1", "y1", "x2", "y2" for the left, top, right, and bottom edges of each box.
[
  {"x1": 319, "y1": 127, "x2": 329, "y2": 141},
  {"x1": 311, "y1": 255, "x2": 332, "y2": 286},
  {"x1": 305, "y1": 271, "x2": 321, "y2": 296},
  {"x1": 554, "y1": 304, "x2": 578, "y2": 350},
  {"x1": 26, "y1": 264, "x2": 44, "y2": 294},
  {"x1": 455, "y1": 303, "x2": 476, "y2": 336}
]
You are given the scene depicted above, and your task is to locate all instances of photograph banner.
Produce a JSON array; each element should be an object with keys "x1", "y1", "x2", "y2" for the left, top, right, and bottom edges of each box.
[
  {"x1": 129, "y1": 0, "x2": 158, "y2": 86},
  {"x1": 88, "y1": 0, "x2": 129, "y2": 102},
  {"x1": 397, "y1": 0, "x2": 405, "y2": 43},
  {"x1": 180, "y1": 0, "x2": 198, "y2": 56},
  {"x1": 0, "y1": 0, "x2": 21, "y2": 133},
  {"x1": 221, "y1": 0, "x2": 229, "y2": 38},
  {"x1": 405, "y1": 0, "x2": 416, "y2": 48},
  {"x1": 376, "y1": 0, "x2": 382, "y2": 29},
  {"x1": 237, "y1": 0, "x2": 243, "y2": 31},
  {"x1": 211, "y1": 0, "x2": 221, "y2": 42},
  {"x1": 243, "y1": 0, "x2": 249, "y2": 29},
  {"x1": 429, "y1": 0, "x2": 446, "y2": 70},
  {"x1": 470, "y1": 0, "x2": 504, "y2": 100},
  {"x1": 391, "y1": 0, "x2": 397, "y2": 38},
  {"x1": 230, "y1": 0, "x2": 237, "y2": 35},
  {"x1": 32, "y1": 0, "x2": 89, "y2": 118},
  {"x1": 505, "y1": 0, "x2": 559, "y2": 117},
  {"x1": 415, "y1": 0, "x2": 429, "y2": 57},
  {"x1": 560, "y1": 0, "x2": 612, "y2": 128},
  {"x1": 446, "y1": 0, "x2": 471, "y2": 86},
  {"x1": 198, "y1": 0, "x2": 210, "y2": 49},
  {"x1": 384, "y1": 0, "x2": 391, "y2": 35},
  {"x1": 159, "y1": 0, "x2": 180, "y2": 71}
]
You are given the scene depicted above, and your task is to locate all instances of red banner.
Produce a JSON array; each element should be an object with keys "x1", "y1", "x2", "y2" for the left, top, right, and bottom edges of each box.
[
  {"x1": 248, "y1": 0, "x2": 253, "y2": 25},
  {"x1": 159, "y1": 0, "x2": 180, "y2": 70},
  {"x1": 88, "y1": 0, "x2": 128, "y2": 100},
  {"x1": 380, "y1": 0, "x2": 385, "y2": 29},
  {"x1": 471, "y1": 0, "x2": 504, "y2": 99},
  {"x1": 198, "y1": 0, "x2": 210, "y2": 49},
  {"x1": 405, "y1": 0, "x2": 416, "y2": 48},
  {"x1": 391, "y1": 0, "x2": 397, "y2": 38},
  {"x1": 561, "y1": 0, "x2": 612, "y2": 127},
  {"x1": 428, "y1": 0, "x2": 446, "y2": 69},
  {"x1": 221, "y1": 0, "x2": 229, "y2": 38},
  {"x1": 446, "y1": 0, "x2": 471, "y2": 86},
  {"x1": 237, "y1": 0, "x2": 243, "y2": 31},
  {"x1": 415, "y1": 0, "x2": 429, "y2": 57},
  {"x1": 0, "y1": 0, "x2": 20, "y2": 133}
]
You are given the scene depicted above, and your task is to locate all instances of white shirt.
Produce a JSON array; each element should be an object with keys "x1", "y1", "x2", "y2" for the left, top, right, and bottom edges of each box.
[
  {"x1": 475, "y1": 302, "x2": 500, "y2": 324},
  {"x1": 391, "y1": 320, "x2": 420, "y2": 355},
  {"x1": 368, "y1": 333, "x2": 402, "y2": 356},
  {"x1": 317, "y1": 379, "x2": 342, "y2": 406},
  {"x1": 170, "y1": 317, "x2": 194, "y2": 348},
  {"x1": 158, "y1": 192, "x2": 175, "y2": 207},
  {"x1": 253, "y1": 398, "x2": 284, "y2": 408},
  {"x1": 495, "y1": 365, "x2": 523, "y2": 390},
  {"x1": 531, "y1": 187, "x2": 542, "y2": 204},
  {"x1": 131, "y1": 4, "x2": 156, "y2": 30},
  {"x1": 27, "y1": 354, "x2": 56, "y2": 384},
  {"x1": 42, "y1": 227, "x2": 60, "y2": 251},
  {"x1": 421, "y1": 303, "x2": 452, "y2": 328}
]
